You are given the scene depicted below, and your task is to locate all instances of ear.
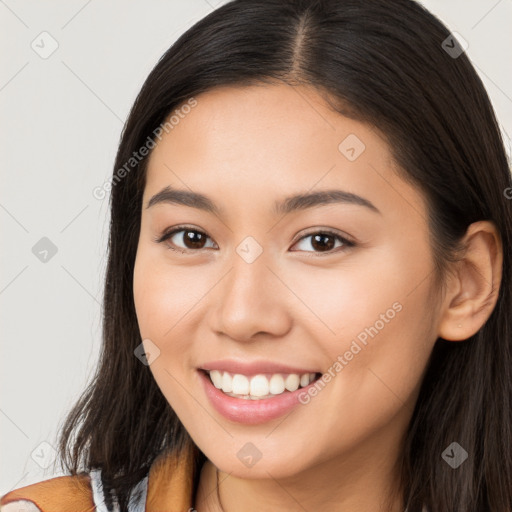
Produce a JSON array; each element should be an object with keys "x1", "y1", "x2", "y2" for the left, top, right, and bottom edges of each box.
[{"x1": 437, "y1": 220, "x2": 503, "y2": 342}]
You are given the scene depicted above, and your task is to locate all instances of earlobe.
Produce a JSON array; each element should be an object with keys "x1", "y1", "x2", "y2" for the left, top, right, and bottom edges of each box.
[{"x1": 437, "y1": 221, "x2": 503, "y2": 342}]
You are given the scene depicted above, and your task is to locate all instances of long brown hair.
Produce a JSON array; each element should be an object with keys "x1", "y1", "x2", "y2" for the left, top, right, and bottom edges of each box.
[{"x1": 57, "y1": 1, "x2": 512, "y2": 510}]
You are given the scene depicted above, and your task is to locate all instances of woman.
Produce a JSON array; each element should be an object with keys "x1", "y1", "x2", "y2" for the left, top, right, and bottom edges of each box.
[{"x1": 2, "y1": 0, "x2": 511, "y2": 511}]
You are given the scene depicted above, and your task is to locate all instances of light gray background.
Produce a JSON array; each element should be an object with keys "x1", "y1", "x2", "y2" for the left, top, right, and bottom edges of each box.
[{"x1": 1, "y1": 0, "x2": 511, "y2": 494}]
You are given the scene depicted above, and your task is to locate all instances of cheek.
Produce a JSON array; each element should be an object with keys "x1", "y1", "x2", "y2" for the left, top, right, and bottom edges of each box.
[
  {"x1": 285, "y1": 243, "x2": 436, "y2": 398},
  {"x1": 133, "y1": 250, "x2": 203, "y2": 415},
  {"x1": 134, "y1": 247, "x2": 191, "y2": 334},
  {"x1": 316, "y1": 279, "x2": 436, "y2": 438},
  {"x1": 280, "y1": 241, "x2": 429, "y2": 344},
  {"x1": 133, "y1": 247, "x2": 215, "y2": 370}
]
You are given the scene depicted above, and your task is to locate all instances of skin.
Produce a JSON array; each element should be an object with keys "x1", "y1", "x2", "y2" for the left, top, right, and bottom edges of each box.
[{"x1": 132, "y1": 83, "x2": 503, "y2": 512}]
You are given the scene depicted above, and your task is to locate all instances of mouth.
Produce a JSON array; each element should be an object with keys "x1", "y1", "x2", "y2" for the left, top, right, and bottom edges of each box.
[
  {"x1": 198, "y1": 367, "x2": 323, "y2": 424},
  {"x1": 197, "y1": 359, "x2": 325, "y2": 424},
  {"x1": 200, "y1": 369, "x2": 323, "y2": 400}
]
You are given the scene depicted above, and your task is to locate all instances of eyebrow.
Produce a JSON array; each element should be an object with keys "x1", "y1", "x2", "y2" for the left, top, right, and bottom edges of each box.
[{"x1": 146, "y1": 185, "x2": 381, "y2": 216}]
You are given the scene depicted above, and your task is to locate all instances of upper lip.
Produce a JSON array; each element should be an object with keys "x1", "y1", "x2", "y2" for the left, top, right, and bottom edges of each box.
[{"x1": 199, "y1": 359, "x2": 319, "y2": 376}]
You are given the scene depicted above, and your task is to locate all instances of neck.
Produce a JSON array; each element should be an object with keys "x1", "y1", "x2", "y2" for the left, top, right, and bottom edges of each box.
[{"x1": 195, "y1": 426, "x2": 406, "y2": 512}]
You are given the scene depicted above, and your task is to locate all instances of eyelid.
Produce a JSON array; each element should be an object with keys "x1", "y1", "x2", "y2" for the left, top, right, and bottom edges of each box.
[
  {"x1": 289, "y1": 228, "x2": 356, "y2": 256},
  {"x1": 291, "y1": 227, "x2": 355, "y2": 246},
  {"x1": 154, "y1": 224, "x2": 209, "y2": 244},
  {"x1": 154, "y1": 225, "x2": 356, "y2": 255},
  {"x1": 153, "y1": 224, "x2": 216, "y2": 252}
]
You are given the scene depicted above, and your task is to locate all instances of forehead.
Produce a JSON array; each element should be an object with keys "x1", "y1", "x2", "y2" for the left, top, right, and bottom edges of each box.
[{"x1": 143, "y1": 83, "x2": 427, "y2": 222}]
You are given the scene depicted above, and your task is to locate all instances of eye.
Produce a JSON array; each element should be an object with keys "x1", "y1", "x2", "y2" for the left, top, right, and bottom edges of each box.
[
  {"x1": 154, "y1": 225, "x2": 217, "y2": 253},
  {"x1": 154, "y1": 226, "x2": 355, "y2": 255},
  {"x1": 290, "y1": 229, "x2": 355, "y2": 255}
]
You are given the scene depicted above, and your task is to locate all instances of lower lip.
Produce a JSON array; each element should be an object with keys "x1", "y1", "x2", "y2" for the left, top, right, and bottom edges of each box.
[{"x1": 198, "y1": 370, "x2": 319, "y2": 425}]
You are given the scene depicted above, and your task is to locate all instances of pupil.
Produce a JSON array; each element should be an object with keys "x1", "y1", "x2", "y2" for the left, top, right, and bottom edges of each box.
[
  {"x1": 185, "y1": 230, "x2": 205, "y2": 249},
  {"x1": 180, "y1": 231, "x2": 336, "y2": 251},
  {"x1": 312, "y1": 234, "x2": 334, "y2": 251}
]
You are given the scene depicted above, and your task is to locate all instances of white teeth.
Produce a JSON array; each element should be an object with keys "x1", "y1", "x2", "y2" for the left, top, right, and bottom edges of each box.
[
  {"x1": 207, "y1": 370, "x2": 317, "y2": 399},
  {"x1": 221, "y1": 372, "x2": 233, "y2": 392},
  {"x1": 232, "y1": 374, "x2": 250, "y2": 395},
  {"x1": 269, "y1": 374, "x2": 285, "y2": 395},
  {"x1": 250, "y1": 374, "x2": 269, "y2": 397},
  {"x1": 210, "y1": 370, "x2": 223, "y2": 389},
  {"x1": 284, "y1": 374, "x2": 300, "y2": 392}
]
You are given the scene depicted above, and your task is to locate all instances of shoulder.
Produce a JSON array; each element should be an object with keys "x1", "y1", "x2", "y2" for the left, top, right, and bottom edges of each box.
[
  {"x1": 0, "y1": 473, "x2": 94, "y2": 512},
  {"x1": 1, "y1": 500, "x2": 42, "y2": 512},
  {"x1": 1, "y1": 469, "x2": 150, "y2": 512}
]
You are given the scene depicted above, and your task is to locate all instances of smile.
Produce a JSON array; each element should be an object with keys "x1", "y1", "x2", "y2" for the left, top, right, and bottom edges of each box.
[
  {"x1": 198, "y1": 365, "x2": 323, "y2": 424},
  {"x1": 206, "y1": 370, "x2": 320, "y2": 399}
]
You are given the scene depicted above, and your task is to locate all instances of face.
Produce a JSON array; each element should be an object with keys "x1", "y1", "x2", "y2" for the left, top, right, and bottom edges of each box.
[{"x1": 133, "y1": 83, "x2": 441, "y2": 480}]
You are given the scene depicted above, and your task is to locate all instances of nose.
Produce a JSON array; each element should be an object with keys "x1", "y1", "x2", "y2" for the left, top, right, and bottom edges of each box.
[{"x1": 210, "y1": 249, "x2": 292, "y2": 343}]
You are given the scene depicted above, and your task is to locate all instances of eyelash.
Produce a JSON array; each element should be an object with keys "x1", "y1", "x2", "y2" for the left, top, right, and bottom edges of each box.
[{"x1": 153, "y1": 224, "x2": 356, "y2": 256}]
